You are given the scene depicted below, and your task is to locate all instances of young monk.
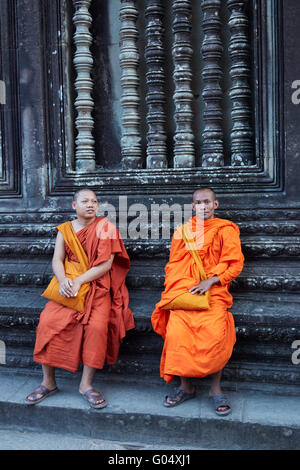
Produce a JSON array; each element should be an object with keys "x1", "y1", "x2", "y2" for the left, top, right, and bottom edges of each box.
[
  {"x1": 25, "y1": 189, "x2": 134, "y2": 409},
  {"x1": 151, "y1": 188, "x2": 244, "y2": 416}
]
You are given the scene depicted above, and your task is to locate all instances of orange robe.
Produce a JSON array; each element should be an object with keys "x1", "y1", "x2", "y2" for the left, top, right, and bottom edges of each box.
[
  {"x1": 151, "y1": 217, "x2": 244, "y2": 384},
  {"x1": 33, "y1": 217, "x2": 134, "y2": 372}
]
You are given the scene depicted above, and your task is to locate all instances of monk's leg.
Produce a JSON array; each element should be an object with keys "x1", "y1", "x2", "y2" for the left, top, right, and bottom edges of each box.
[
  {"x1": 79, "y1": 365, "x2": 106, "y2": 407},
  {"x1": 209, "y1": 369, "x2": 231, "y2": 413},
  {"x1": 41, "y1": 364, "x2": 57, "y2": 390},
  {"x1": 79, "y1": 364, "x2": 96, "y2": 394},
  {"x1": 210, "y1": 369, "x2": 223, "y2": 396}
]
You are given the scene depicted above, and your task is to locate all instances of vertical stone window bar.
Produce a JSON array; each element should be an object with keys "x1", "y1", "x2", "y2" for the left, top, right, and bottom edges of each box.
[
  {"x1": 120, "y1": 0, "x2": 143, "y2": 169},
  {"x1": 172, "y1": 0, "x2": 195, "y2": 168},
  {"x1": 228, "y1": 0, "x2": 253, "y2": 166},
  {"x1": 201, "y1": 0, "x2": 224, "y2": 167},
  {"x1": 145, "y1": 0, "x2": 168, "y2": 169},
  {"x1": 72, "y1": 0, "x2": 95, "y2": 172},
  {"x1": 0, "y1": 124, "x2": 2, "y2": 178}
]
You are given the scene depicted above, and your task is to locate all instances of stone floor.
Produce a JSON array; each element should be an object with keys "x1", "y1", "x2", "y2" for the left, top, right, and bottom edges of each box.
[{"x1": 0, "y1": 367, "x2": 300, "y2": 450}]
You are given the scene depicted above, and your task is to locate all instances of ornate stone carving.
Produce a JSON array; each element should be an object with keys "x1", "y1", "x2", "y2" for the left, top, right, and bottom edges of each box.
[
  {"x1": 201, "y1": 0, "x2": 224, "y2": 167},
  {"x1": 72, "y1": 0, "x2": 95, "y2": 172},
  {"x1": 1, "y1": 235, "x2": 300, "y2": 260},
  {"x1": 1, "y1": 220, "x2": 300, "y2": 238},
  {"x1": 120, "y1": 0, "x2": 142, "y2": 169},
  {"x1": 1, "y1": 209, "x2": 300, "y2": 226},
  {"x1": 145, "y1": 0, "x2": 168, "y2": 169},
  {"x1": 172, "y1": 0, "x2": 195, "y2": 168},
  {"x1": 227, "y1": 0, "x2": 253, "y2": 165}
]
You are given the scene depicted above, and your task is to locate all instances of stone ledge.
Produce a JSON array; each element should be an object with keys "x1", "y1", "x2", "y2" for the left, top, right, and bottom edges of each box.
[
  {"x1": 0, "y1": 265, "x2": 299, "y2": 292},
  {"x1": 1, "y1": 238, "x2": 300, "y2": 258},
  {"x1": 0, "y1": 368, "x2": 299, "y2": 449}
]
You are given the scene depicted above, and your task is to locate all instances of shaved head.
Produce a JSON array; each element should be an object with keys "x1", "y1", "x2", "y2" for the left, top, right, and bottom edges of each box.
[
  {"x1": 192, "y1": 187, "x2": 219, "y2": 220},
  {"x1": 193, "y1": 188, "x2": 216, "y2": 201},
  {"x1": 73, "y1": 188, "x2": 97, "y2": 202}
]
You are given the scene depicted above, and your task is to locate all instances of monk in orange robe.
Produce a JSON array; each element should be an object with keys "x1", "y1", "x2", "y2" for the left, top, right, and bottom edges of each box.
[
  {"x1": 151, "y1": 188, "x2": 244, "y2": 415},
  {"x1": 25, "y1": 189, "x2": 134, "y2": 408}
]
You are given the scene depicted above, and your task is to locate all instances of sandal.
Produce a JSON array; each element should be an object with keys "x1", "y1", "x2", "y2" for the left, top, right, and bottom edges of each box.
[
  {"x1": 164, "y1": 387, "x2": 196, "y2": 407},
  {"x1": 210, "y1": 394, "x2": 231, "y2": 416},
  {"x1": 25, "y1": 385, "x2": 59, "y2": 405},
  {"x1": 80, "y1": 389, "x2": 107, "y2": 409}
]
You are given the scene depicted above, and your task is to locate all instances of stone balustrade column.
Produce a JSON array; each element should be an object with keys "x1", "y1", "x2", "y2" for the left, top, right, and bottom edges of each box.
[
  {"x1": 120, "y1": 0, "x2": 143, "y2": 169},
  {"x1": 201, "y1": 0, "x2": 224, "y2": 167},
  {"x1": 228, "y1": 0, "x2": 253, "y2": 165},
  {"x1": 72, "y1": 0, "x2": 95, "y2": 172},
  {"x1": 172, "y1": 0, "x2": 195, "y2": 168},
  {"x1": 145, "y1": 0, "x2": 168, "y2": 169}
]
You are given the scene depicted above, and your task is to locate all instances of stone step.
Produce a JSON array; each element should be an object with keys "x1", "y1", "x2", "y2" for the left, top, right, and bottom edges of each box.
[
  {"x1": 1, "y1": 286, "x2": 300, "y2": 334},
  {"x1": 0, "y1": 236, "x2": 300, "y2": 259},
  {"x1": 0, "y1": 260, "x2": 299, "y2": 292},
  {"x1": 0, "y1": 368, "x2": 299, "y2": 450},
  {"x1": 0, "y1": 286, "x2": 299, "y2": 385},
  {"x1": 0, "y1": 285, "x2": 300, "y2": 321}
]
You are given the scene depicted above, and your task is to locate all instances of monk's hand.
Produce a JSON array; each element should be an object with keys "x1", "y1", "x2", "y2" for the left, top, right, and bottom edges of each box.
[
  {"x1": 70, "y1": 278, "x2": 82, "y2": 298},
  {"x1": 189, "y1": 277, "x2": 218, "y2": 295},
  {"x1": 59, "y1": 277, "x2": 74, "y2": 298}
]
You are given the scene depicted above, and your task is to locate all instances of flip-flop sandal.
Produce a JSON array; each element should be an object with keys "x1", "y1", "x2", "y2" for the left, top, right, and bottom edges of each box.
[
  {"x1": 25, "y1": 385, "x2": 59, "y2": 405},
  {"x1": 80, "y1": 389, "x2": 107, "y2": 409},
  {"x1": 164, "y1": 387, "x2": 196, "y2": 407},
  {"x1": 210, "y1": 394, "x2": 232, "y2": 416}
]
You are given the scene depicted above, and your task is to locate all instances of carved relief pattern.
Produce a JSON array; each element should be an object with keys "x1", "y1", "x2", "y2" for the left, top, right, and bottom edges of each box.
[
  {"x1": 120, "y1": 0, "x2": 142, "y2": 169},
  {"x1": 145, "y1": 0, "x2": 168, "y2": 169},
  {"x1": 172, "y1": 0, "x2": 195, "y2": 168},
  {"x1": 72, "y1": 0, "x2": 95, "y2": 171},
  {"x1": 227, "y1": 0, "x2": 253, "y2": 165},
  {"x1": 201, "y1": 0, "x2": 224, "y2": 167}
]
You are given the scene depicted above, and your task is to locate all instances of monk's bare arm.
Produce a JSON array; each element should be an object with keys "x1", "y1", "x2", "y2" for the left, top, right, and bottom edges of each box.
[
  {"x1": 71, "y1": 254, "x2": 115, "y2": 296},
  {"x1": 52, "y1": 231, "x2": 74, "y2": 297}
]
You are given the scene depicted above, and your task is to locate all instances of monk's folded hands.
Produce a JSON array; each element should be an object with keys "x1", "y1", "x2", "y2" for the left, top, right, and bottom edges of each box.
[{"x1": 59, "y1": 277, "x2": 74, "y2": 298}]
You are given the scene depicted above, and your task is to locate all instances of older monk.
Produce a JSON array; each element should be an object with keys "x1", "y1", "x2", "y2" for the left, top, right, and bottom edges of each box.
[
  {"x1": 25, "y1": 189, "x2": 134, "y2": 409},
  {"x1": 151, "y1": 188, "x2": 244, "y2": 415}
]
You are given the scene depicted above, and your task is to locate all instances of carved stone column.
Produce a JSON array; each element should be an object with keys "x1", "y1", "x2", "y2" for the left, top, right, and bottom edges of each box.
[
  {"x1": 201, "y1": 0, "x2": 224, "y2": 167},
  {"x1": 145, "y1": 0, "x2": 168, "y2": 169},
  {"x1": 72, "y1": 0, "x2": 95, "y2": 172},
  {"x1": 120, "y1": 0, "x2": 143, "y2": 169},
  {"x1": 0, "y1": 129, "x2": 2, "y2": 178},
  {"x1": 228, "y1": 0, "x2": 253, "y2": 165},
  {"x1": 172, "y1": 0, "x2": 195, "y2": 168}
]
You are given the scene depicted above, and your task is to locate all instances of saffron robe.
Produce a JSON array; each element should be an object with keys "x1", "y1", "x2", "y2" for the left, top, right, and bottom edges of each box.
[
  {"x1": 33, "y1": 217, "x2": 134, "y2": 372},
  {"x1": 151, "y1": 217, "x2": 244, "y2": 384}
]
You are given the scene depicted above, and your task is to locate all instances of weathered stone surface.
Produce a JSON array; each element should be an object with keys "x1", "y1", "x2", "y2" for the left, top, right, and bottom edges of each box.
[{"x1": 0, "y1": 0, "x2": 300, "y2": 395}]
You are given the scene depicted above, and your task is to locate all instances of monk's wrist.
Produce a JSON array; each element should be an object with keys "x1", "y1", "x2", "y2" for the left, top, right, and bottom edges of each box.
[{"x1": 209, "y1": 276, "x2": 220, "y2": 286}]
